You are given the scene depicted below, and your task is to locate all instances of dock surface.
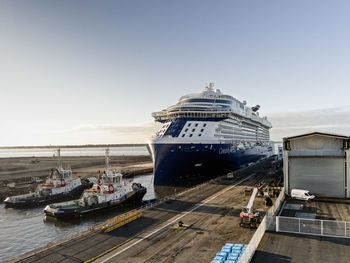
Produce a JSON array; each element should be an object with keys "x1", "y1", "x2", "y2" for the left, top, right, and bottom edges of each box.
[
  {"x1": 252, "y1": 231, "x2": 350, "y2": 263},
  {"x1": 253, "y1": 197, "x2": 350, "y2": 263}
]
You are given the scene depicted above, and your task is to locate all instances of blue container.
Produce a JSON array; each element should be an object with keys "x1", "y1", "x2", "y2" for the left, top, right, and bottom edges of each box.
[
  {"x1": 225, "y1": 260, "x2": 236, "y2": 263},
  {"x1": 211, "y1": 260, "x2": 224, "y2": 263},
  {"x1": 231, "y1": 249, "x2": 241, "y2": 254},
  {"x1": 221, "y1": 248, "x2": 231, "y2": 254},
  {"x1": 228, "y1": 255, "x2": 238, "y2": 260},
  {"x1": 214, "y1": 255, "x2": 225, "y2": 261},
  {"x1": 225, "y1": 243, "x2": 234, "y2": 248},
  {"x1": 216, "y1": 252, "x2": 228, "y2": 260},
  {"x1": 222, "y1": 245, "x2": 232, "y2": 250}
]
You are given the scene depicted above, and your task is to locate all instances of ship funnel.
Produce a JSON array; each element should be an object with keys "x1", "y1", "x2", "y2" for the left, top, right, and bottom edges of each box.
[{"x1": 252, "y1": 105, "x2": 260, "y2": 112}]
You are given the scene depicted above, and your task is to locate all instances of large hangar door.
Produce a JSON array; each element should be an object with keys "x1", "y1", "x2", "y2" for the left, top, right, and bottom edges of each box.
[{"x1": 289, "y1": 157, "x2": 345, "y2": 198}]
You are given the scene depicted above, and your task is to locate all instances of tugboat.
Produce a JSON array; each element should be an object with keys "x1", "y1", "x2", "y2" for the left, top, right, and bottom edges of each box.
[
  {"x1": 43, "y1": 149, "x2": 147, "y2": 220},
  {"x1": 4, "y1": 149, "x2": 93, "y2": 208}
]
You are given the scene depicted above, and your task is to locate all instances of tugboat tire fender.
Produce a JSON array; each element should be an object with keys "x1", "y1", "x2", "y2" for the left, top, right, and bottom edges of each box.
[
  {"x1": 61, "y1": 179, "x2": 66, "y2": 187},
  {"x1": 108, "y1": 184, "x2": 114, "y2": 193}
]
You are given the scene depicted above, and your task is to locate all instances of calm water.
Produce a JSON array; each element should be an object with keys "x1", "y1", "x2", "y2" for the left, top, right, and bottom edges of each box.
[
  {"x1": 0, "y1": 146, "x2": 149, "y2": 158},
  {"x1": 0, "y1": 173, "x2": 182, "y2": 262}
]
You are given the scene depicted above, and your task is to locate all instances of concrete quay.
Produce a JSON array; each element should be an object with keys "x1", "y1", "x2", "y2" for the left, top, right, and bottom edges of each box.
[{"x1": 10, "y1": 158, "x2": 278, "y2": 263}]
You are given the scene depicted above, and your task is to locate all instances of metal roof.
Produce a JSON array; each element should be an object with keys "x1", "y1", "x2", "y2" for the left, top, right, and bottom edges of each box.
[{"x1": 283, "y1": 131, "x2": 349, "y2": 141}]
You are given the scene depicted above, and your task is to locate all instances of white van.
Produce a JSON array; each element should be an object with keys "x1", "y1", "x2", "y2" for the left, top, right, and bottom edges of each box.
[{"x1": 291, "y1": 189, "x2": 315, "y2": 201}]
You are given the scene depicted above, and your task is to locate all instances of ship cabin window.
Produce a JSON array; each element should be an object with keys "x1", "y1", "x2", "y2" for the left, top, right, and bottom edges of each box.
[
  {"x1": 189, "y1": 134, "x2": 193, "y2": 137},
  {"x1": 195, "y1": 123, "x2": 198, "y2": 127},
  {"x1": 185, "y1": 129, "x2": 188, "y2": 132},
  {"x1": 188, "y1": 123, "x2": 191, "y2": 127},
  {"x1": 198, "y1": 134, "x2": 202, "y2": 137},
  {"x1": 192, "y1": 129, "x2": 195, "y2": 132},
  {"x1": 201, "y1": 129, "x2": 204, "y2": 132},
  {"x1": 182, "y1": 134, "x2": 185, "y2": 137},
  {"x1": 203, "y1": 123, "x2": 207, "y2": 127}
]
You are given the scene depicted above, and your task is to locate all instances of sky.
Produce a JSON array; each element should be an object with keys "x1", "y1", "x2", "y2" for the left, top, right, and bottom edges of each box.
[{"x1": 1, "y1": 0, "x2": 350, "y2": 146}]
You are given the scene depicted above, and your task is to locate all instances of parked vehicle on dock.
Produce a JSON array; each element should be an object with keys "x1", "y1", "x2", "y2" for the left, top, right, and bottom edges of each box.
[
  {"x1": 240, "y1": 207, "x2": 261, "y2": 229},
  {"x1": 291, "y1": 189, "x2": 315, "y2": 201}
]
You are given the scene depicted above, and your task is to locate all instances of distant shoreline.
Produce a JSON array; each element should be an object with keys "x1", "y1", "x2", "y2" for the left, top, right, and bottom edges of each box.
[{"x1": 0, "y1": 144, "x2": 147, "y2": 150}]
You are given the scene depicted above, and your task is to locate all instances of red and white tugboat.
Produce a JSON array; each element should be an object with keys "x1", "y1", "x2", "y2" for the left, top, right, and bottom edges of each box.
[
  {"x1": 4, "y1": 149, "x2": 92, "y2": 208},
  {"x1": 44, "y1": 149, "x2": 146, "y2": 220}
]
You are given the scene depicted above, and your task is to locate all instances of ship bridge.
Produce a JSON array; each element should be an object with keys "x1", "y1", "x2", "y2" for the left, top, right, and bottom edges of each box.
[{"x1": 152, "y1": 83, "x2": 271, "y2": 129}]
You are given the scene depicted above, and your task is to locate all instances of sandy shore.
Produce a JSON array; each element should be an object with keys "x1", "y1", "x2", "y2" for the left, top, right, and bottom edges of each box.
[{"x1": 0, "y1": 155, "x2": 152, "y2": 202}]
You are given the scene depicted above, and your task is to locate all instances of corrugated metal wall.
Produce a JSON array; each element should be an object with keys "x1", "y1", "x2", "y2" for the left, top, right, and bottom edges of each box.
[{"x1": 289, "y1": 157, "x2": 345, "y2": 198}]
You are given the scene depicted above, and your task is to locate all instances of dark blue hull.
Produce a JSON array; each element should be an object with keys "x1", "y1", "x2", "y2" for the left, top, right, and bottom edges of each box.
[{"x1": 148, "y1": 143, "x2": 273, "y2": 186}]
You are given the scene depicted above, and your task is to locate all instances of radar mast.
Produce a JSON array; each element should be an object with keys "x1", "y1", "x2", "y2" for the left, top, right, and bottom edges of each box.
[
  {"x1": 205, "y1": 82, "x2": 215, "y2": 90},
  {"x1": 56, "y1": 148, "x2": 62, "y2": 170},
  {"x1": 105, "y1": 148, "x2": 111, "y2": 171}
]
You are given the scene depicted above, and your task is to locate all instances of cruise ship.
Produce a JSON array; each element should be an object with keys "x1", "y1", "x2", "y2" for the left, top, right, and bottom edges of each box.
[{"x1": 147, "y1": 83, "x2": 273, "y2": 186}]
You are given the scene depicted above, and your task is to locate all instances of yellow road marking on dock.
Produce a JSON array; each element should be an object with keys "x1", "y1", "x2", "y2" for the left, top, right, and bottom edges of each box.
[
  {"x1": 84, "y1": 237, "x2": 134, "y2": 263},
  {"x1": 100, "y1": 210, "x2": 142, "y2": 233},
  {"x1": 92, "y1": 175, "x2": 253, "y2": 263}
]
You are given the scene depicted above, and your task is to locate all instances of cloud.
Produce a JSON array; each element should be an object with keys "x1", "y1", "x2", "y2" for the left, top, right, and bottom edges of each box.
[
  {"x1": 5, "y1": 106, "x2": 350, "y2": 146},
  {"x1": 46, "y1": 122, "x2": 162, "y2": 145},
  {"x1": 48, "y1": 105, "x2": 350, "y2": 145},
  {"x1": 269, "y1": 105, "x2": 350, "y2": 141}
]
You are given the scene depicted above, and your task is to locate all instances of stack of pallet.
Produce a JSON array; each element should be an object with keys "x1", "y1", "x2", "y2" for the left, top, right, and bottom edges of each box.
[{"x1": 211, "y1": 243, "x2": 247, "y2": 263}]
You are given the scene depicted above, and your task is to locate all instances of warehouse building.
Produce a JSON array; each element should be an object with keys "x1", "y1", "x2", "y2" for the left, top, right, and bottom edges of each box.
[{"x1": 283, "y1": 132, "x2": 350, "y2": 198}]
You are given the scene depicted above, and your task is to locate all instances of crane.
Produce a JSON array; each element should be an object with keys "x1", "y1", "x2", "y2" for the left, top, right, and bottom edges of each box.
[{"x1": 239, "y1": 187, "x2": 261, "y2": 228}]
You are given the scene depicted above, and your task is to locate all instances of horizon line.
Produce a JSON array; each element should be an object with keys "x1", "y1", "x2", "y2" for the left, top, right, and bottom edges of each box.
[{"x1": 0, "y1": 143, "x2": 147, "y2": 149}]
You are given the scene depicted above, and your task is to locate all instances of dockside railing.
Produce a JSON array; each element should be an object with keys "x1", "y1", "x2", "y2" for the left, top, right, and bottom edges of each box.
[{"x1": 276, "y1": 216, "x2": 350, "y2": 239}]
